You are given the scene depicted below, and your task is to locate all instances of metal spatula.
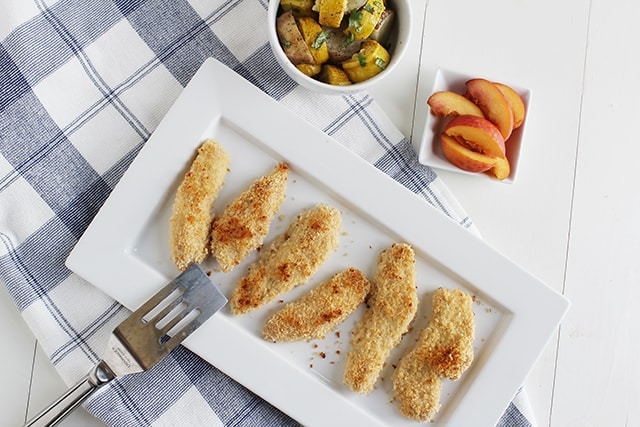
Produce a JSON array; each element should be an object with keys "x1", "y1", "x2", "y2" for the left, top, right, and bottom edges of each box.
[{"x1": 25, "y1": 264, "x2": 227, "y2": 427}]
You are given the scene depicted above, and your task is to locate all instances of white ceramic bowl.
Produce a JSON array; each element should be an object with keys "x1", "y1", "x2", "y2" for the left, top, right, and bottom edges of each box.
[
  {"x1": 267, "y1": 0, "x2": 411, "y2": 95},
  {"x1": 418, "y1": 67, "x2": 532, "y2": 184}
]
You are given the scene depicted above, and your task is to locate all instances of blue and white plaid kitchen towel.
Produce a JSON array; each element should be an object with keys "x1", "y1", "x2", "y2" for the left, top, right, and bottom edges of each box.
[{"x1": 0, "y1": 0, "x2": 536, "y2": 426}]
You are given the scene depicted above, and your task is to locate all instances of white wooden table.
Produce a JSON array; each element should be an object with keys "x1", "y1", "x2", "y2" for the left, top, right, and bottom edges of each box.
[{"x1": 3, "y1": 0, "x2": 638, "y2": 425}]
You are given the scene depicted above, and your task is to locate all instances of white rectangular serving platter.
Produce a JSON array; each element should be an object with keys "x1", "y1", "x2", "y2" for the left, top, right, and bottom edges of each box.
[{"x1": 67, "y1": 58, "x2": 569, "y2": 426}]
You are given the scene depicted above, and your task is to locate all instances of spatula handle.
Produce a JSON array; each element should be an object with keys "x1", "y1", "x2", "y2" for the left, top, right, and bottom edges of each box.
[{"x1": 24, "y1": 361, "x2": 115, "y2": 427}]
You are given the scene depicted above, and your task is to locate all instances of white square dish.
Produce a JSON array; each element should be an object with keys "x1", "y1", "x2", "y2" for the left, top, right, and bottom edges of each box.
[
  {"x1": 67, "y1": 58, "x2": 566, "y2": 426},
  {"x1": 418, "y1": 67, "x2": 532, "y2": 184}
]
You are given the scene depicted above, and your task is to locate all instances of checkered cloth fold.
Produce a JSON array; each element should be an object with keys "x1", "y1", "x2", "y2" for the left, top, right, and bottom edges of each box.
[{"x1": 0, "y1": 0, "x2": 534, "y2": 426}]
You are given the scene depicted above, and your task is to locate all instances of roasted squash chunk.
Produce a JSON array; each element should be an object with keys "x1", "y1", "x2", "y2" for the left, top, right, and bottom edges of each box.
[
  {"x1": 297, "y1": 17, "x2": 329, "y2": 65},
  {"x1": 341, "y1": 40, "x2": 389, "y2": 83},
  {"x1": 316, "y1": 0, "x2": 347, "y2": 28},
  {"x1": 318, "y1": 64, "x2": 352, "y2": 85},
  {"x1": 296, "y1": 63, "x2": 323, "y2": 76},
  {"x1": 344, "y1": 0, "x2": 385, "y2": 41}
]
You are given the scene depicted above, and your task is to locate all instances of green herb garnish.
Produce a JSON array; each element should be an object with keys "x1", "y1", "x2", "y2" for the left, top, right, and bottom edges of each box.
[
  {"x1": 342, "y1": 32, "x2": 355, "y2": 47},
  {"x1": 311, "y1": 31, "x2": 329, "y2": 50},
  {"x1": 280, "y1": 36, "x2": 291, "y2": 49},
  {"x1": 348, "y1": 10, "x2": 363, "y2": 33},
  {"x1": 374, "y1": 56, "x2": 387, "y2": 69},
  {"x1": 357, "y1": 53, "x2": 367, "y2": 67}
]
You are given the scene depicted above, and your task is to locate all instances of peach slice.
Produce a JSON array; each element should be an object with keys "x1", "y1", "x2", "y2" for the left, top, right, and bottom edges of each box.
[
  {"x1": 427, "y1": 91, "x2": 485, "y2": 118},
  {"x1": 443, "y1": 115, "x2": 506, "y2": 159},
  {"x1": 440, "y1": 134, "x2": 498, "y2": 173},
  {"x1": 465, "y1": 78, "x2": 514, "y2": 140},
  {"x1": 494, "y1": 82, "x2": 526, "y2": 129},
  {"x1": 487, "y1": 156, "x2": 511, "y2": 180}
]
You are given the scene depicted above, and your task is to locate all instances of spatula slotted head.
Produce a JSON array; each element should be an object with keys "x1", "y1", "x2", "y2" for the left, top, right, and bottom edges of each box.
[{"x1": 113, "y1": 264, "x2": 227, "y2": 370}]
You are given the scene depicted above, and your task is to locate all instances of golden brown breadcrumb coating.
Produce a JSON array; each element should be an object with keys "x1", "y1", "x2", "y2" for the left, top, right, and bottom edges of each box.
[
  {"x1": 169, "y1": 139, "x2": 229, "y2": 271},
  {"x1": 263, "y1": 267, "x2": 370, "y2": 342},
  {"x1": 210, "y1": 162, "x2": 289, "y2": 272},
  {"x1": 343, "y1": 243, "x2": 418, "y2": 394},
  {"x1": 392, "y1": 288, "x2": 475, "y2": 422},
  {"x1": 230, "y1": 204, "x2": 341, "y2": 315}
]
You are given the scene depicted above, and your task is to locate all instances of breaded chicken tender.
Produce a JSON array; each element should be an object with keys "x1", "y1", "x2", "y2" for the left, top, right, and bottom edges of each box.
[
  {"x1": 343, "y1": 243, "x2": 418, "y2": 394},
  {"x1": 169, "y1": 140, "x2": 229, "y2": 271},
  {"x1": 230, "y1": 204, "x2": 341, "y2": 315},
  {"x1": 392, "y1": 288, "x2": 475, "y2": 422},
  {"x1": 210, "y1": 162, "x2": 289, "y2": 272},
  {"x1": 263, "y1": 267, "x2": 370, "y2": 342}
]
